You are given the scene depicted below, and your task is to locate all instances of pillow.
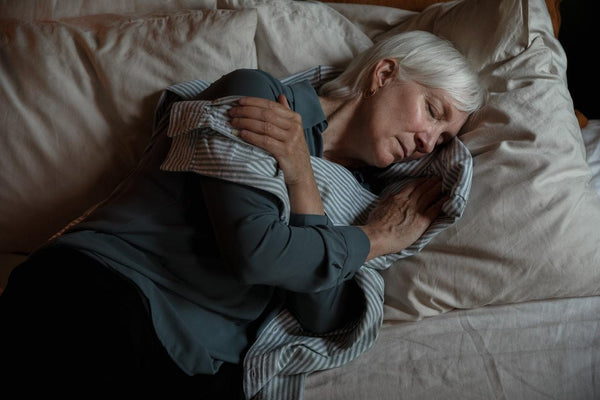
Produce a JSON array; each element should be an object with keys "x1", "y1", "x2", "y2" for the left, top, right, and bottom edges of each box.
[
  {"x1": 323, "y1": 0, "x2": 448, "y2": 11},
  {"x1": 214, "y1": 0, "x2": 600, "y2": 316},
  {"x1": 375, "y1": 0, "x2": 600, "y2": 320},
  {"x1": 0, "y1": 9, "x2": 258, "y2": 253},
  {"x1": 324, "y1": 0, "x2": 592, "y2": 127},
  {"x1": 0, "y1": 0, "x2": 217, "y2": 20},
  {"x1": 325, "y1": 0, "x2": 560, "y2": 34},
  {"x1": 218, "y1": 0, "x2": 373, "y2": 77}
]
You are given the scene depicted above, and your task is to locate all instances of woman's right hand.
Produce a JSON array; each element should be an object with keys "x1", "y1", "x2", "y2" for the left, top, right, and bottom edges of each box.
[
  {"x1": 228, "y1": 95, "x2": 325, "y2": 216},
  {"x1": 359, "y1": 177, "x2": 447, "y2": 261}
]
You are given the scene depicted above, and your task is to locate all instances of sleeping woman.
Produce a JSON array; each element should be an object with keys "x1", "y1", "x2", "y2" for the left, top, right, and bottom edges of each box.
[{"x1": 0, "y1": 30, "x2": 485, "y2": 397}]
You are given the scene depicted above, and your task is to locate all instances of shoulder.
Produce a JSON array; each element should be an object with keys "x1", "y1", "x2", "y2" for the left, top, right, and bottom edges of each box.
[{"x1": 197, "y1": 69, "x2": 285, "y2": 101}]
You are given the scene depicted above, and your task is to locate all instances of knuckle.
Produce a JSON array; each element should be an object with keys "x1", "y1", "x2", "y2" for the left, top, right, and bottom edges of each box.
[
  {"x1": 262, "y1": 135, "x2": 275, "y2": 147},
  {"x1": 263, "y1": 121, "x2": 272, "y2": 134},
  {"x1": 261, "y1": 108, "x2": 270, "y2": 121}
]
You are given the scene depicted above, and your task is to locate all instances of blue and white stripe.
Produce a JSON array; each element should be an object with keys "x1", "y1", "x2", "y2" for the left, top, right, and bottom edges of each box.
[{"x1": 157, "y1": 66, "x2": 472, "y2": 399}]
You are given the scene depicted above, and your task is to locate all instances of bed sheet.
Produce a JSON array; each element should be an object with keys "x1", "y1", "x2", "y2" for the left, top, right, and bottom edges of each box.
[{"x1": 305, "y1": 295, "x2": 600, "y2": 400}]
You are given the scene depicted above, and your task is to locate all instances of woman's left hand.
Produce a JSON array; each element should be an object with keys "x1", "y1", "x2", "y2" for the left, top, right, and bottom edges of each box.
[{"x1": 228, "y1": 95, "x2": 312, "y2": 187}]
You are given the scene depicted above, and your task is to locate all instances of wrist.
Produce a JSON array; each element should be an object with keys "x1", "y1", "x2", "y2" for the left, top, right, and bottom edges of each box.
[
  {"x1": 286, "y1": 174, "x2": 325, "y2": 216},
  {"x1": 358, "y1": 225, "x2": 382, "y2": 261}
]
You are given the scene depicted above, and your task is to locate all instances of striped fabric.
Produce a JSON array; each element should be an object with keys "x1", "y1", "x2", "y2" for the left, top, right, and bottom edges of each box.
[{"x1": 157, "y1": 66, "x2": 473, "y2": 399}]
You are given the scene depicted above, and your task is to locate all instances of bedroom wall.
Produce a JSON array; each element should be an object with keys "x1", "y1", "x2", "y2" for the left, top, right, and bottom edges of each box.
[{"x1": 558, "y1": 0, "x2": 597, "y2": 119}]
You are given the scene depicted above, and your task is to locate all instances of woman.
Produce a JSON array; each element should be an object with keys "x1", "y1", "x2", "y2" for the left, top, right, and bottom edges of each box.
[{"x1": 0, "y1": 31, "x2": 484, "y2": 396}]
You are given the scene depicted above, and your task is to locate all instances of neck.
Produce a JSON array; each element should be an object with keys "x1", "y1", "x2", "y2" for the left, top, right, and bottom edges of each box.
[{"x1": 318, "y1": 95, "x2": 363, "y2": 168}]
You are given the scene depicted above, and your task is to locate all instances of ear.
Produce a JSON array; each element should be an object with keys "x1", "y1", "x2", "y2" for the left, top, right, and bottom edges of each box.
[{"x1": 370, "y1": 58, "x2": 399, "y2": 89}]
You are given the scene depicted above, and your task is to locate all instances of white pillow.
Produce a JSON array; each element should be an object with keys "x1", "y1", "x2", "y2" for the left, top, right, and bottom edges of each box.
[
  {"x1": 377, "y1": 0, "x2": 600, "y2": 319},
  {"x1": 0, "y1": 0, "x2": 217, "y2": 20},
  {"x1": 218, "y1": 0, "x2": 374, "y2": 77},
  {"x1": 217, "y1": 0, "x2": 600, "y2": 317},
  {"x1": 0, "y1": 9, "x2": 258, "y2": 253}
]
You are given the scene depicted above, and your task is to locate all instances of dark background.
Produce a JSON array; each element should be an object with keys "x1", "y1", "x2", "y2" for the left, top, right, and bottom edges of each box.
[{"x1": 558, "y1": 0, "x2": 598, "y2": 119}]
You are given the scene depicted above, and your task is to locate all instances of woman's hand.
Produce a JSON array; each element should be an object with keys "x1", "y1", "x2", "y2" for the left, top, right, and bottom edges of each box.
[
  {"x1": 360, "y1": 177, "x2": 447, "y2": 260},
  {"x1": 229, "y1": 95, "x2": 312, "y2": 186},
  {"x1": 228, "y1": 95, "x2": 324, "y2": 216}
]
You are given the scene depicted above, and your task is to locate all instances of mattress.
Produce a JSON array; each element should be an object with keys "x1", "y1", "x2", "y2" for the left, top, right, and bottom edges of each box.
[{"x1": 305, "y1": 294, "x2": 600, "y2": 399}]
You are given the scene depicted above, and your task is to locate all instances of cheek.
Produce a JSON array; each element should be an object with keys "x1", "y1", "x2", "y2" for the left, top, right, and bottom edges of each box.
[
  {"x1": 360, "y1": 102, "x2": 399, "y2": 167},
  {"x1": 370, "y1": 139, "x2": 396, "y2": 168}
]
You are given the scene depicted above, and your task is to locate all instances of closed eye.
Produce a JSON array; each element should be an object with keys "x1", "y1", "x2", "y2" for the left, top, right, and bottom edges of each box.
[{"x1": 428, "y1": 103, "x2": 441, "y2": 120}]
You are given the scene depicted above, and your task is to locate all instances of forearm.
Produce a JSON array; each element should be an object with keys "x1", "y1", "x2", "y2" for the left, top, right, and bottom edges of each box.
[
  {"x1": 201, "y1": 176, "x2": 370, "y2": 292},
  {"x1": 286, "y1": 170, "x2": 325, "y2": 216}
]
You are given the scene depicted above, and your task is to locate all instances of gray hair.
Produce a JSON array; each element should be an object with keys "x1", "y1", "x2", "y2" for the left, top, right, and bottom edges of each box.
[{"x1": 319, "y1": 30, "x2": 486, "y2": 114}]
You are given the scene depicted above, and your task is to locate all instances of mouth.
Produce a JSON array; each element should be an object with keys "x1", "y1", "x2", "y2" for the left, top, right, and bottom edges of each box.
[{"x1": 396, "y1": 138, "x2": 407, "y2": 159}]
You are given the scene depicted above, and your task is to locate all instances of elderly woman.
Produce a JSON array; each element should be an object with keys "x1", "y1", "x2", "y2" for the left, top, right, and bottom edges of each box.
[{"x1": 0, "y1": 31, "x2": 485, "y2": 396}]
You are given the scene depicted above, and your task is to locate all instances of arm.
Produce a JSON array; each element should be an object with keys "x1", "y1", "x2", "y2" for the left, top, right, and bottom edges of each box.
[
  {"x1": 228, "y1": 95, "x2": 447, "y2": 261},
  {"x1": 200, "y1": 175, "x2": 369, "y2": 293},
  {"x1": 200, "y1": 176, "x2": 368, "y2": 332},
  {"x1": 285, "y1": 279, "x2": 365, "y2": 334}
]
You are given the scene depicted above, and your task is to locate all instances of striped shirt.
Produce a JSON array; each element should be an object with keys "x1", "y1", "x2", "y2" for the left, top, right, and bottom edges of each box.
[{"x1": 159, "y1": 66, "x2": 473, "y2": 399}]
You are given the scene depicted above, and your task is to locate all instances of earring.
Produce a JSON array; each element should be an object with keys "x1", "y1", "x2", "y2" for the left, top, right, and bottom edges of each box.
[{"x1": 363, "y1": 88, "x2": 377, "y2": 98}]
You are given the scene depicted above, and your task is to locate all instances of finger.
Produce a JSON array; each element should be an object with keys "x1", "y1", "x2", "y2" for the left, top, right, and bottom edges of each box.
[
  {"x1": 231, "y1": 117, "x2": 289, "y2": 141},
  {"x1": 278, "y1": 94, "x2": 291, "y2": 109},
  {"x1": 413, "y1": 178, "x2": 444, "y2": 210},
  {"x1": 237, "y1": 96, "x2": 289, "y2": 113},
  {"x1": 409, "y1": 176, "x2": 442, "y2": 200},
  {"x1": 237, "y1": 127, "x2": 284, "y2": 154},
  {"x1": 422, "y1": 195, "x2": 448, "y2": 223},
  {"x1": 394, "y1": 177, "x2": 432, "y2": 199},
  {"x1": 229, "y1": 104, "x2": 295, "y2": 126},
  {"x1": 230, "y1": 110, "x2": 294, "y2": 136}
]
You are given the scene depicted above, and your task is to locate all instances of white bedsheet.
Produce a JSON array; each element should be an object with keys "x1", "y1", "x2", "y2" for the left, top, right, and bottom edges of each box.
[{"x1": 305, "y1": 295, "x2": 600, "y2": 400}]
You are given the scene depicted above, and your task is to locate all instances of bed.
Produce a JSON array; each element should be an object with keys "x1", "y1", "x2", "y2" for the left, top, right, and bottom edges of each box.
[{"x1": 1, "y1": 0, "x2": 598, "y2": 399}]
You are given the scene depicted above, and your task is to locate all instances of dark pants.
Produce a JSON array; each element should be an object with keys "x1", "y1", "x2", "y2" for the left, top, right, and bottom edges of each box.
[{"x1": 0, "y1": 247, "x2": 245, "y2": 398}]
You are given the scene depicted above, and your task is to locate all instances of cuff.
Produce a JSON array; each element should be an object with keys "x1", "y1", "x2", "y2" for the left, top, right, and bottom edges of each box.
[
  {"x1": 289, "y1": 213, "x2": 330, "y2": 227},
  {"x1": 334, "y1": 225, "x2": 370, "y2": 282},
  {"x1": 166, "y1": 101, "x2": 208, "y2": 138}
]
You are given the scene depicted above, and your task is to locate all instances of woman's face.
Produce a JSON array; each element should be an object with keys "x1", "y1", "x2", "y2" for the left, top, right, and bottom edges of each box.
[{"x1": 353, "y1": 67, "x2": 470, "y2": 168}]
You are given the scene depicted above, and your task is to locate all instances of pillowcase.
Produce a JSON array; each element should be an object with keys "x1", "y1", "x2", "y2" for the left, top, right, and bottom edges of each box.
[
  {"x1": 0, "y1": 0, "x2": 217, "y2": 20},
  {"x1": 323, "y1": 0, "x2": 447, "y2": 12},
  {"x1": 0, "y1": 9, "x2": 258, "y2": 253},
  {"x1": 218, "y1": 0, "x2": 373, "y2": 77},
  {"x1": 376, "y1": 0, "x2": 600, "y2": 320},
  {"x1": 324, "y1": 0, "x2": 591, "y2": 127},
  {"x1": 214, "y1": 0, "x2": 600, "y2": 317}
]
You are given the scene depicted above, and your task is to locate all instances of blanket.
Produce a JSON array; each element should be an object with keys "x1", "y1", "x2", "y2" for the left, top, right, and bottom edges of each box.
[{"x1": 158, "y1": 66, "x2": 472, "y2": 399}]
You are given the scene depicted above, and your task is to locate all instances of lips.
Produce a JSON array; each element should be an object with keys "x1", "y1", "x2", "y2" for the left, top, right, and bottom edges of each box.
[{"x1": 396, "y1": 138, "x2": 407, "y2": 159}]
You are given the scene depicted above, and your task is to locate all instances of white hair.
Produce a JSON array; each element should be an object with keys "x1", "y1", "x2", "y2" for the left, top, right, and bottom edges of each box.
[{"x1": 319, "y1": 30, "x2": 486, "y2": 114}]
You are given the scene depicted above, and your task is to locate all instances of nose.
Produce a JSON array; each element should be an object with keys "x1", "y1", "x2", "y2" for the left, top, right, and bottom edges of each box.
[{"x1": 414, "y1": 130, "x2": 439, "y2": 154}]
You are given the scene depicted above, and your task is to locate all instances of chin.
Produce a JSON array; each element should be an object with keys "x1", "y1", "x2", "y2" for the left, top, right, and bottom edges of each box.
[{"x1": 373, "y1": 157, "x2": 395, "y2": 169}]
